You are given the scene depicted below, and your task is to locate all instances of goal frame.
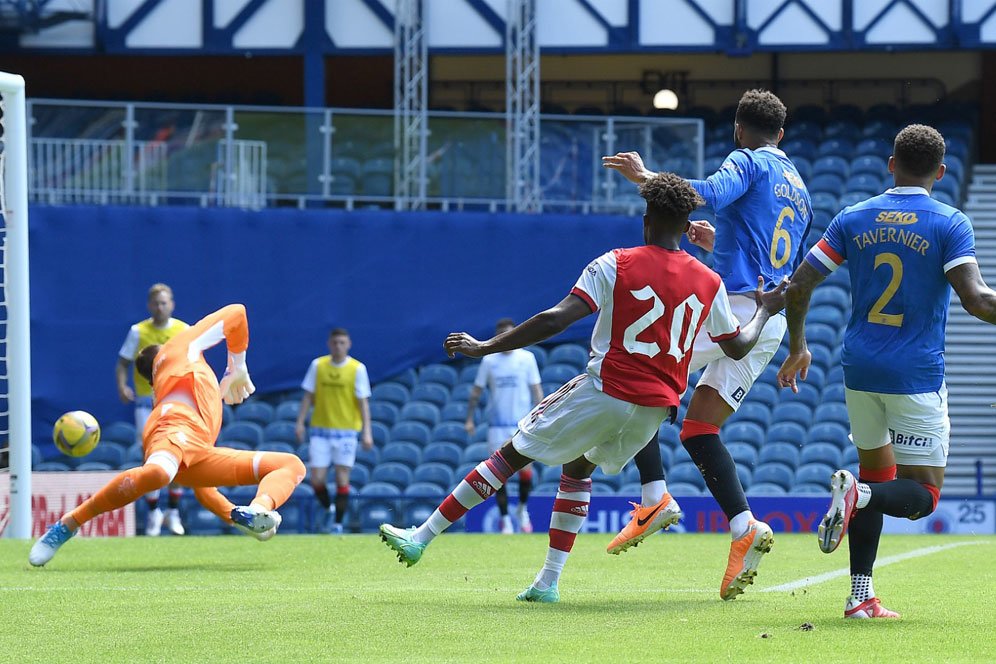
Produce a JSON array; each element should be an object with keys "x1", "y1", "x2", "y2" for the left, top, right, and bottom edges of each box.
[{"x1": 1, "y1": 71, "x2": 32, "y2": 539}]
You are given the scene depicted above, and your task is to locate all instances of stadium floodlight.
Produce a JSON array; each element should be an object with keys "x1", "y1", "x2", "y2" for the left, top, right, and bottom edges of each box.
[{"x1": 0, "y1": 70, "x2": 32, "y2": 539}]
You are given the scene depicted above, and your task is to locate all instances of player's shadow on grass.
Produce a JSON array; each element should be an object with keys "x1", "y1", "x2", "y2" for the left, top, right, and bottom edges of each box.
[{"x1": 45, "y1": 562, "x2": 269, "y2": 573}]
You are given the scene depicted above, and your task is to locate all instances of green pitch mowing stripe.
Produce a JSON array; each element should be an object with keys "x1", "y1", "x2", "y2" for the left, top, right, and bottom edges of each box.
[{"x1": 1, "y1": 534, "x2": 994, "y2": 663}]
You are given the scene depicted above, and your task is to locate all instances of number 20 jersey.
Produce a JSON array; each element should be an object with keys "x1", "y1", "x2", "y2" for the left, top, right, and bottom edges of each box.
[
  {"x1": 690, "y1": 146, "x2": 812, "y2": 294},
  {"x1": 806, "y1": 187, "x2": 976, "y2": 394},
  {"x1": 571, "y1": 246, "x2": 742, "y2": 409}
]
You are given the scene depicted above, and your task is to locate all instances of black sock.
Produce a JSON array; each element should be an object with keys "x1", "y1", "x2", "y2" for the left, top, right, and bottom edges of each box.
[
  {"x1": 518, "y1": 477, "x2": 532, "y2": 505},
  {"x1": 334, "y1": 490, "x2": 349, "y2": 524},
  {"x1": 496, "y1": 484, "x2": 509, "y2": 516},
  {"x1": 633, "y1": 430, "x2": 666, "y2": 484},
  {"x1": 867, "y1": 479, "x2": 935, "y2": 520},
  {"x1": 682, "y1": 433, "x2": 749, "y2": 520},
  {"x1": 167, "y1": 490, "x2": 181, "y2": 510},
  {"x1": 849, "y1": 495, "x2": 883, "y2": 576},
  {"x1": 314, "y1": 484, "x2": 331, "y2": 510}
]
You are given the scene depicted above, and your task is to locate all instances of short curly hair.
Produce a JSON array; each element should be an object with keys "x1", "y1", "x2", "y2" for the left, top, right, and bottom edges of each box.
[
  {"x1": 735, "y1": 89, "x2": 786, "y2": 136},
  {"x1": 893, "y1": 124, "x2": 945, "y2": 178},
  {"x1": 639, "y1": 172, "x2": 704, "y2": 221}
]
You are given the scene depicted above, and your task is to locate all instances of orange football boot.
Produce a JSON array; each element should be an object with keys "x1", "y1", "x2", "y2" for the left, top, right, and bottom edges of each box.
[
  {"x1": 606, "y1": 493, "x2": 682, "y2": 554},
  {"x1": 720, "y1": 520, "x2": 774, "y2": 600}
]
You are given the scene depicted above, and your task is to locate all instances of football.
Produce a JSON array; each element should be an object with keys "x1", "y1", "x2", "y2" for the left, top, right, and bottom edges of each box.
[{"x1": 52, "y1": 410, "x2": 101, "y2": 457}]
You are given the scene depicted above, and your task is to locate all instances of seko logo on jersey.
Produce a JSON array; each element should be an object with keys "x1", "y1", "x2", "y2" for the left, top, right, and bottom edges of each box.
[{"x1": 889, "y1": 428, "x2": 935, "y2": 449}]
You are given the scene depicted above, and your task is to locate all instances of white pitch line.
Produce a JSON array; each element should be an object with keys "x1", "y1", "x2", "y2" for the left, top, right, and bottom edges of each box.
[{"x1": 762, "y1": 540, "x2": 988, "y2": 593}]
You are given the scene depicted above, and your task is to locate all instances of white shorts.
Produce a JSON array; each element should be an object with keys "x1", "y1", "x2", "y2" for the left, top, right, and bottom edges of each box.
[
  {"x1": 487, "y1": 426, "x2": 517, "y2": 453},
  {"x1": 688, "y1": 294, "x2": 787, "y2": 411},
  {"x1": 512, "y1": 374, "x2": 669, "y2": 475},
  {"x1": 845, "y1": 385, "x2": 950, "y2": 467},
  {"x1": 309, "y1": 428, "x2": 359, "y2": 469}
]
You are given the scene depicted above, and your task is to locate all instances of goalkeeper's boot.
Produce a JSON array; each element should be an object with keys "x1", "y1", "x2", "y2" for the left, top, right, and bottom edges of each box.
[
  {"x1": 819, "y1": 469, "x2": 858, "y2": 554},
  {"x1": 29, "y1": 521, "x2": 76, "y2": 567},
  {"x1": 379, "y1": 524, "x2": 427, "y2": 567},
  {"x1": 720, "y1": 519, "x2": 774, "y2": 600},
  {"x1": 231, "y1": 505, "x2": 282, "y2": 537},
  {"x1": 516, "y1": 584, "x2": 560, "y2": 603},
  {"x1": 606, "y1": 493, "x2": 682, "y2": 554},
  {"x1": 844, "y1": 596, "x2": 900, "y2": 619}
]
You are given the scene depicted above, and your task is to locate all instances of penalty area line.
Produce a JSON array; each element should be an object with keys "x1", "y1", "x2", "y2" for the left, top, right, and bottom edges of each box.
[{"x1": 762, "y1": 540, "x2": 988, "y2": 593}]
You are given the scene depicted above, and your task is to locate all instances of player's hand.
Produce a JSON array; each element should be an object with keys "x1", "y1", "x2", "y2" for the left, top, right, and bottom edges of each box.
[
  {"x1": 361, "y1": 431, "x2": 374, "y2": 450},
  {"x1": 755, "y1": 276, "x2": 789, "y2": 315},
  {"x1": 445, "y1": 332, "x2": 485, "y2": 358},
  {"x1": 464, "y1": 418, "x2": 476, "y2": 436},
  {"x1": 295, "y1": 421, "x2": 306, "y2": 443},
  {"x1": 777, "y1": 350, "x2": 812, "y2": 393},
  {"x1": 600, "y1": 152, "x2": 653, "y2": 184},
  {"x1": 117, "y1": 384, "x2": 135, "y2": 404},
  {"x1": 686, "y1": 219, "x2": 716, "y2": 252},
  {"x1": 219, "y1": 353, "x2": 256, "y2": 406}
]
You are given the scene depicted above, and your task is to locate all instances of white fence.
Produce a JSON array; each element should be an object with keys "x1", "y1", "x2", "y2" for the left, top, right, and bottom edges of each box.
[{"x1": 214, "y1": 139, "x2": 267, "y2": 209}]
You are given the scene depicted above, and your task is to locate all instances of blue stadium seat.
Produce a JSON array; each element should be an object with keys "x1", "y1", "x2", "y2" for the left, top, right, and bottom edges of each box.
[
  {"x1": 823, "y1": 122, "x2": 860, "y2": 140},
  {"x1": 801, "y1": 443, "x2": 842, "y2": 468},
  {"x1": 541, "y1": 363, "x2": 579, "y2": 384},
  {"x1": 451, "y1": 383, "x2": 487, "y2": 406},
  {"x1": 548, "y1": 344, "x2": 589, "y2": 370},
  {"x1": 781, "y1": 138, "x2": 817, "y2": 160},
  {"x1": 296, "y1": 443, "x2": 309, "y2": 464},
  {"x1": 258, "y1": 442, "x2": 296, "y2": 455},
  {"x1": 829, "y1": 104, "x2": 863, "y2": 124},
  {"x1": 795, "y1": 463, "x2": 835, "y2": 486},
  {"x1": 807, "y1": 306, "x2": 846, "y2": 328},
  {"x1": 811, "y1": 192, "x2": 840, "y2": 212},
  {"x1": 354, "y1": 446, "x2": 381, "y2": 469},
  {"x1": 223, "y1": 404, "x2": 234, "y2": 427},
  {"x1": 807, "y1": 323, "x2": 840, "y2": 348},
  {"x1": 803, "y1": 365, "x2": 827, "y2": 390},
  {"x1": 658, "y1": 445, "x2": 674, "y2": 471},
  {"x1": 771, "y1": 402, "x2": 812, "y2": 428},
  {"x1": 371, "y1": 383, "x2": 410, "y2": 407},
  {"x1": 934, "y1": 176, "x2": 960, "y2": 199},
  {"x1": 403, "y1": 483, "x2": 447, "y2": 525},
  {"x1": 390, "y1": 422, "x2": 431, "y2": 446},
  {"x1": 933, "y1": 191, "x2": 957, "y2": 207},
  {"x1": 181, "y1": 497, "x2": 225, "y2": 535},
  {"x1": 399, "y1": 401, "x2": 441, "y2": 427},
  {"x1": 722, "y1": 422, "x2": 766, "y2": 450},
  {"x1": 472, "y1": 425, "x2": 490, "y2": 443},
  {"x1": 842, "y1": 446, "x2": 859, "y2": 466},
  {"x1": 752, "y1": 463, "x2": 795, "y2": 491},
  {"x1": 76, "y1": 461, "x2": 113, "y2": 471},
  {"x1": 840, "y1": 192, "x2": 875, "y2": 207},
  {"x1": 854, "y1": 138, "x2": 891, "y2": 158},
  {"x1": 126, "y1": 442, "x2": 145, "y2": 464},
  {"x1": 541, "y1": 382, "x2": 561, "y2": 396},
  {"x1": 745, "y1": 382, "x2": 778, "y2": 410},
  {"x1": 526, "y1": 346, "x2": 547, "y2": 369},
  {"x1": 726, "y1": 442, "x2": 758, "y2": 469},
  {"x1": 404, "y1": 481, "x2": 446, "y2": 499},
  {"x1": 759, "y1": 442, "x2": 800, "y2": 468},
  {"x1": 413, "y1": 462, "x2": 455, "y2": 488},
  {"x1": 220, "y1": 421, "x2": 264, "y2": 447},
  {"x1": 458, "y1": 364, "x2": 480, "y2": 384},
  {"x1": 822, "y1": 383, "x2": 846, "y2": 404},
  {"x1": 669, "y1": 462, "x2": 706, "y2": 490},
  {"x1": 275, "y1": 400, "x2": 300, "y2": 422},
  {"x1": 101, "y1": 421, "x2": 136, "y2": 445},
  {"x1": 778, "y1": 382, "x2": 821, "y2": 410},
  {"x1": 31, "y1": 444, "x2": 42, "y2": 468},
  {"x1": 728, "y1": 402, "x2": 770, "y2": 430},
  {"x1": 827, "y1": 365, "x2": 845, "y2": 387},
  {"x1": 540, "y1": 465, "x2": 563, "y2": 485},
  {"x1": 590, "y1": 468, "x2": 621, "y2": 490},
  {"x1": 766, "y1": 422, "x2": 807, "y2": 447},
  {"x1": 263, "y1": 421, "x2": 297, "y2": 445},
  {"x1": 369, "y1": 401, "x2": 399, "y2": 426},
  {"x1": 410, "y1": 384, "x2": 449, "y2": 409},
  {"x1": 736, "y1": 465, "x2": 752, "y2": 490},
  {"x1": 589, "y1": 482, "x2": 616, "y2": 495},
  {"x1": 814, "y1": 403, "x2": 850, "y2": 428},
  {"x1": 419, "y1": 364, "x2": 458, "y2": 389},
  {"x1": 387, "y1": 369, "x2": 418, "y2": 389},
  {"x1": 812, "y1": 155, "x2": 850, "y2": 178},
  {"x1": 370, "y1": 463, "x2": 414, "y2": 489},
  {"x1": 618, "y1": 482, "x2": 643, "y2": 496},
  {"x1": 850, "y1": 155, "x2": 888, "y2": 177},
  {"x1": 658, "y1": 424, "x2": 681, "y2": 448},
  {"x1": 349, "y1": 464, "x2": 370, "y2": 488},
  {"x1": 218, "y1": 441, "x2": 253, "y2": 452},
  {"x1": 808, "y1": 173, "x2": 845, "y2": 196},
  {"x1": 441, "y1": 401, "x2": 474, "y2": 424},
  {"x1": 35, "y1": 461, "x2": 71, "y2": 471},
  {"x1": 792, "y1": 483, "x2": 828, "y2": 495},
  {"x1": 371, "y1": 421, "x2": 391, "y2": 447},
  {"x1": 806, "y1": 422, "x2": 851, "y2": 449},
  {"x1": 667, "y1": 482, "x2": 704, "y2": 496},
  {"x1": 381, "y1": 442, "x2": 422, "y2": 468},
  {"x1": 461, "y1": 442, "x2": 491, "y2": 464},
  {"x1": 793, "y1": 156, "x2": 813, "y2": 181},
  {"x1": 809, "y1": 345, "x2": 834, "y2": 372},
  {"x1": 746, "y1": 482, "x2": 787, "y2": 496},
  {"x1": 235, "y1": 401, "x2": 274, "y2": 426},
  {"x1": 432, "y1": 422, "x2": 469, "y2": 446},
  {"x1": 811, "y1": 287, "x2": 850, "y2": 313},
  {"x1": 422, "y1": 442, "x2": 463, "y2": 468},
  {"x1": 86, "y1": 442, "x2": 126, "y2": 468},
  {"x1": 359, "y1": 482, "x2": 402, "y2": 528}
]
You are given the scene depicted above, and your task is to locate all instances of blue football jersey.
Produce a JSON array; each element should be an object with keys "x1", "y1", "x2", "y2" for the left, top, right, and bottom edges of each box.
[
  {"x1": 689, "y1": 147, "x2": 812, "y2": 294},
  {"x1": 805, "y1": 187, "x2": 976, "y2": 394}
]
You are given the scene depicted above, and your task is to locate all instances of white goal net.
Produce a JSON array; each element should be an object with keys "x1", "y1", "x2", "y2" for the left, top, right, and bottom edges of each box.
[{"x1": 0, "y1": 71, "x2": 32, "y2": 539}]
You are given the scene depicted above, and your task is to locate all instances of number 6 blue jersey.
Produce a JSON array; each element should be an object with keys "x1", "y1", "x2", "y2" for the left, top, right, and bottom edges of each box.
[
  {"x1": 689, "y1": 147, "x2": 812, "y2": 294},
  {"x1": 805, "y1": 187, "x2": 976, "y2": 394}
]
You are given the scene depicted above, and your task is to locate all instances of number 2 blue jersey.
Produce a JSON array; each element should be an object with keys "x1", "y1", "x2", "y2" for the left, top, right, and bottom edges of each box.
[
  {"x1": 689, "y1": 146, "x2": 812, "y2": 294},
  {"x1": 805, "y1": 187, "x2": 977, "y2": 394}
]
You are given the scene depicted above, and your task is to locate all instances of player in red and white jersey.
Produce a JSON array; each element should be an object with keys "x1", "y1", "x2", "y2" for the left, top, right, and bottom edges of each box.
[{"x1": 379, "y1": 173, "x2": 787, "y2": 603}]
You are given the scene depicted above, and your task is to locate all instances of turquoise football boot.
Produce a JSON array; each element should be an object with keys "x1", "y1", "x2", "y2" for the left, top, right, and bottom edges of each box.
[
  {"x1": 379, "y1": 524, "x2": 427, "y2": 567},
  {"x1": 29, "y1": 522, "x2": 76, "y2": 567},
  {"x1": 516, "y1": 584, "x2": 560, "y2": 603}
]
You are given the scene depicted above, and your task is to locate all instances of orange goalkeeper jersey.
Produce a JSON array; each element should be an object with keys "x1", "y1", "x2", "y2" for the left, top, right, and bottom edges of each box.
[{"x1": 143, "y1": 304, "x2": 249, "y2": 447}]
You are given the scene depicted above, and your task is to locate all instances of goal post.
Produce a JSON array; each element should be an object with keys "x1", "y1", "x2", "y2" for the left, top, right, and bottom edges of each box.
[{"x1": 0, "y1": 71, "x2": 32, "y2": 539}]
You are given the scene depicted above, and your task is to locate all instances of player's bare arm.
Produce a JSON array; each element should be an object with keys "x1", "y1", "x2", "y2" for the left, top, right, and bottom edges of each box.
[
  {"x1": 777, "y1": 261, "x2": 825, "y2": 392},
  {"x1": 686, "y1": 219, "x2": 716, "y2": 252},
  {"x1": 445, "y1": 295, "x2": 592, "y2": 358},
  {"x1": 115, "y1": 356, "x2": 135, "y2": 403},
  {"x1": 295, "y1": 391, "x2": 313, "y2": 442},
  {"x1": 359, "y1": 397, "x2": 373, "y2": 449},
  {"x1": 947, "y1": 261, "x2": 996, "y2": 325},
  {"x1": 716, "y1": 277, "x2": 788, "y2": 361},
  {"x1": 601, "y1": 151, "x2": 654, "y2": 184},
  {"x1": 464, "y1": 385, "x2": 482, "y2": 435}
]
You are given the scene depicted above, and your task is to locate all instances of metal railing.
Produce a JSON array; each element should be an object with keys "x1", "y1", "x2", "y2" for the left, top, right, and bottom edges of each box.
[{"x1": 26, "y1": 98, "x2": 704, "y2": 213}]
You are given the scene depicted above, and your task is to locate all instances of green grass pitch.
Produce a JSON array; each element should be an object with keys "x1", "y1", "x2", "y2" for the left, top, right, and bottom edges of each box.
[{"x1": 2, "y1": 533, "x2": 994, "y2": 663}]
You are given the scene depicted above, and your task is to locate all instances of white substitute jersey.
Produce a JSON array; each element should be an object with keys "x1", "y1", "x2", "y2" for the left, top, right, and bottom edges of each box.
[{"x1": 474, "y1": 349, "x2": 541, "y2": 427}]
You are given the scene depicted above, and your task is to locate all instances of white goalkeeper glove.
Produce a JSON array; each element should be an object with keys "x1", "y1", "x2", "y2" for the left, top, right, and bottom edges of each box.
[{"x1": 219, "y1": 351, "x2": 256, "y2": 405}]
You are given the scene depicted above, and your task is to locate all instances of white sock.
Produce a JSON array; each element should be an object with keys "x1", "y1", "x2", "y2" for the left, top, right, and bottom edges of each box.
[
  {"x1": 856, "y1": 482, "x2": 872, "y2": 509},
  {"x1": 641, "y1": 480, "x2": 668, "y2": 505},
  {"x1": 729, "y1": 510, "x2": 754, "y2": 539},
  {"x1": 533, "y1": 548, "x2": 569, "y2": 590},
  {"x1": 412, "y1": 510, "x2": 450, "y2": 544},
  {"x1": 249, "y1": 500, "x2": 270, "y2": 513},
  {"x1": 851, "y1": 573, "x2": 874, "y2": 602}
]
